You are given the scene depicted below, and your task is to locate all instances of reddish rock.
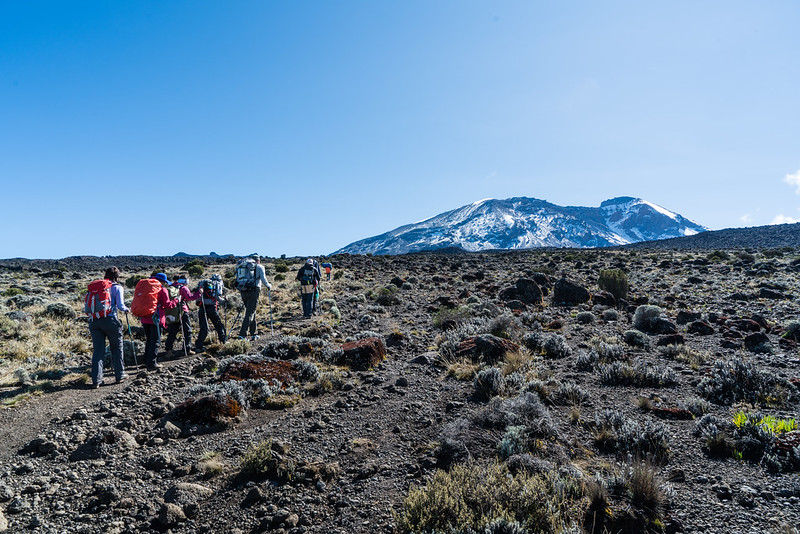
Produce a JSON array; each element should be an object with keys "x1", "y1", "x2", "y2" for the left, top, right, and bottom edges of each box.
[
  {"x1": 592, "y1": 290, "x2": 616, "y2": 307},
  {"x1": 687, "y1": 320, "x2": 715, "y2": 336},
  {"x1": 455, "y1": 335, "x2": 519, "y2": 365},
  {"x1": 339, "y1": 338, "x2": 386, "y2": 370},
  {"x1": 728, "y1": 319, "x2": 761, "y2": 332}
]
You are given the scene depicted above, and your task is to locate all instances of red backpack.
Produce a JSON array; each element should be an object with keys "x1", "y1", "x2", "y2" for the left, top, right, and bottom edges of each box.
[
  {"x1": 131, "y1": 278, "x2": 162, "y2": 318},
  {"x1": 84, "y1": 279, "x2": 114, "y2": 319}
]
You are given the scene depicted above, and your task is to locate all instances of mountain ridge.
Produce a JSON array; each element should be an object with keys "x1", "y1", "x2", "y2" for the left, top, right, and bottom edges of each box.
[{"x1": 335, "y1": 196, "x2": 707, "y2": 255}]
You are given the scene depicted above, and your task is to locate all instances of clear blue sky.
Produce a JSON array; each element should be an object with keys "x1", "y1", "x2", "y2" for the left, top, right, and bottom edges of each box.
[{"x1": 2, "y1": 1, "x2": 799, "y2": 258}]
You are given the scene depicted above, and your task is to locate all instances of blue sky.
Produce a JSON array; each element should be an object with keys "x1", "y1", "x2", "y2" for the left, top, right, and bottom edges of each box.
[{"x1": 2, "y1": 1, "x2": 799, "y2": 258}]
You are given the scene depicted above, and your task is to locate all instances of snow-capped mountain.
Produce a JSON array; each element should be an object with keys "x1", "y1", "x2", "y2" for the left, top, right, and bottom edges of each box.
[{"x1": 334, "y1": 196, "x2": 708, "y2": 255}]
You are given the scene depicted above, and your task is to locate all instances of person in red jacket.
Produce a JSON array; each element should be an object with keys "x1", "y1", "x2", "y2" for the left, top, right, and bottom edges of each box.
[{"x1": 140, "y1": 273, "x2": 179, "y2": 370}]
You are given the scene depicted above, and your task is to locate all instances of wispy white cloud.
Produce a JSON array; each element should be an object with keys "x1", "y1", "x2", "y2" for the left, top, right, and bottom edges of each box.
[
  {"x1": 770, "y1": 214, "x2": 799, "y2": 225},
  {"x1": 784, "y1": 169, "x2": 800, "y2": 193},
  {"x1": 740, "y1": 214, "x2": 754, "y2": 224}
]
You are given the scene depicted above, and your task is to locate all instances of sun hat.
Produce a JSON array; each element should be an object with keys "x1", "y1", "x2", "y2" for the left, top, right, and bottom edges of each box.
[{"x1": 154, "y1": 273, "x2": 169, "y2": 283}]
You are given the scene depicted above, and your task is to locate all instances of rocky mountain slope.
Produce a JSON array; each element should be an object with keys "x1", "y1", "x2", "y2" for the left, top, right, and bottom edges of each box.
[
  {"x1": 0, "y1": 246, "x2": 799, "y2": 533},
  {"x1": 335, "y1": 196, "x2": 708, "y2": 255}
]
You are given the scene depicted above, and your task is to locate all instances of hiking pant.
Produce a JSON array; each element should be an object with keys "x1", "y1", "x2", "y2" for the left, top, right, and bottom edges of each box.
[
  {"x1": 165, "y1": 312, "x2": 192, "y2": 353},
  {"x1": 300, "y1": 291, "x2": 314, "y2": 318},
  {"x1": 89, "y1": 315, "x2": 125, "y2": 384},
  {"x1": 239, "y1": 288, "x2": 260, "y2": 337},
  {"x1": 196, "y1": 303, "x2": 226, "y2": 350},
  {"x1": 143, "y1": 323, "x2": 161, "y2": 367}
]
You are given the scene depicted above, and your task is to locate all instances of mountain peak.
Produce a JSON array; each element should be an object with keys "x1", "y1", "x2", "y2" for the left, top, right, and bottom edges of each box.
[{"x1": 335, "y1": 196, "x2": 707, "y2": 255}]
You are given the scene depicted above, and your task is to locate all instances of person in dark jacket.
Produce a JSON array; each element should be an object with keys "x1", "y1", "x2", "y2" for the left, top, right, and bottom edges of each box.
[
  {"x1": 165, "y1": 274, "x2": 200, "y2": 358},
  {"x1": 195, "y1": 274, "x2": 228, "y2": 352},
  {"x1": 88, "y1": 266, "x2": 130, "y2": 388},
  {"x1": 296, "y1": 259, "x2": 320, "y2": 318}
]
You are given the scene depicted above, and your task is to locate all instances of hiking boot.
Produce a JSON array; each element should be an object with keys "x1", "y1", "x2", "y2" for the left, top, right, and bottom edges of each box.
[
  {"x1": 251, "y1": 335, "x2": 260, "y2": 341},
  {"x1": 146, "y1": 363, "x2": 162, "y2": 370},
  {"x1": 164, "y1": 350, "x2": 174, "y2": 359},
  {"x1": 194, "y1": 346, "x2": 204, "y2": 354},
  {"x1": 92, "y1": 382, "x2": 101, "y2": 389},
  {"x1": 115, "y1": 374, "x2": 128, "y2": 384}
]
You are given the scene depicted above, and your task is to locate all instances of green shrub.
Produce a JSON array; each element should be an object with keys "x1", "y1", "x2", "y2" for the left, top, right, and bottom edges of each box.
[
  {"x1": 373, "y1": 285, "x2": 400, "y2": 306},
  {"x1": 274, "y1": 261, "x2": 290, "y2": 273},
  {"x1": 433, "y1": 306, "x2": 472, "y2": 329},
  {"x1": 274, "y1": 273, "x2": 285, "y2": 281},
  {"x1": 240, "y1": 439, "x2": 294, "y2": 481},
  {"x1": 598, "y1": 269, "x2": 628, "y2": 300},
  {"x1": 395, "y1": 461, "x2": 579, "y2": 534},
  {"x1": 2, "y1": 288, "x2": 23, "y2": 297},
  {"x1": 125, "y1": 275, "x2": 145, "y2": 289},
  {"x1": 187, "y1": 264, "x2": 204, "y2": 277},
  {"x1": 219, "y1": 338, "x2": 251, "y2": 356},
  {"x1": 706, "y1": 250, "x2": 730, "y2": 262},
  {"x1": 333, "y1": 270, "x2": 343, "y2": 280}
]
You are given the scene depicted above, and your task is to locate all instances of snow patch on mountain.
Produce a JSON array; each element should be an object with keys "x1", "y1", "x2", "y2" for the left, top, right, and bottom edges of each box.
[{"x1": 335, "y1": 196, "x2": 707, "y2": 255}]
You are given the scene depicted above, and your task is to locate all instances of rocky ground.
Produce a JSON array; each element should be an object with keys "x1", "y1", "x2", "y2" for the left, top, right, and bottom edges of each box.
[{"x1": 0, "y1": 245, "x2": 799, "y2": 533}]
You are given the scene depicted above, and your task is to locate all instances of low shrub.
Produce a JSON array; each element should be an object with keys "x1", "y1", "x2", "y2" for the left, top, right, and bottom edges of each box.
[
  {"x1": 598, "y1": 268, "x2": 628, "y2": 300},
  {"x1": 240, "y1": 439, "x2": 294, "y2": 481},
  {"x1": 474, "y1": 367, "x2": 506, "y2": 401},
  {"x1": 632, "y1": 305, "x2": 675, "y2": 334},
  {"x1": 698, "y1": 357, "x2": 799, "y2": 406},
  {"x1": 599, "y1": 358, "x2": 677, "y2": 388},
  {"x1": 575, "y1": 311, "x2": 595, "y2": 325},
  {"x1": 395, "y1": 461, "x2": 581, "y2": 534},
  {"x1": 593, "y1": 409, "x2": 670, "y2": 462},
  {"x1": 523, "y1": 332, "x2": 572, "y2": 359},
  {"x1": 623, "y1": 329, "x2": 650, "y2": 348}
]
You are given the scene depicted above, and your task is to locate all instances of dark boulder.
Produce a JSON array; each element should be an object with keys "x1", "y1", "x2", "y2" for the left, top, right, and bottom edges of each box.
[
  {"x1": 744, "y1": 332, "x2": 771, "y2": 352},
  {"x1": 455, "y1": 334, "x2": 519, "y2": 365},
  {"x1": 499, "y1": 278, "x2": 542, "y2": 305},
  {"x1": 676, "y1": 310, "x2": 702, "y2": 325},
  {"x1": 657, "y1": 334, "x2": 685, "y2": 346},
  {"x1": 551, "y1": 279, "x2": 590, "y2": 306},
  {"x1": 592, "y1": 291, "x2": 616, "y2": 307}
]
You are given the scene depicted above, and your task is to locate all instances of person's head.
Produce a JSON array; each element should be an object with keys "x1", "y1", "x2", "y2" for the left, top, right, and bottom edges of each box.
[
  {"x1": 211, "y1": 274, "x2": 222, "y2": 282},
  {"x1": 104, "y1": 266, "x2": 120, "y2": 282},
  {"x1": 153, "y1": 272, "x2": 169, "y2": 286},
  {"x1": 249, "y1": 253, "x2": 260, "y2": 263},
  {"x1": 306, "y1": 258, "x2": 314, "y2": 265},
  {"x1": 172, "y1": 273, "x2": 188, "y2": 285}
]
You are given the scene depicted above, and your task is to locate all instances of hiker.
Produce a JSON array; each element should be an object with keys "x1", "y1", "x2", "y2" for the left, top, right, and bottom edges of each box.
[
  {"x1": 132, "y1": 272, "x2": 178, "y2": 370},
  {"x1": 322, "y1": 262, "x2": 333, "y2": 281},
  {"x1": 235, "y1": 254, "x2": 272, "y2": 340},
  {"x1": 296, "y1": 258, "x2": 320, "y2": 318},
  {"x1": 195, "y1": 273, "x2": 227, "y2": 351},
  {"x1": 164, "y1": 274, "x2": 201, "y2": 358},
  {"x1": 85, "y1": 266, "x2": 130, "y2": 388}
]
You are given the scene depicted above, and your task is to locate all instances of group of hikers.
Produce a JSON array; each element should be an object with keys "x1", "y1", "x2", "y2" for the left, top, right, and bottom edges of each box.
[{"x1": 84, "y1": 254, "x2": 332, "y2": 388}]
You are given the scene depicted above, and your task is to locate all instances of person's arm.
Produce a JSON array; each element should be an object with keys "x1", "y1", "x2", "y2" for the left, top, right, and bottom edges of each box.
[
  {"x1": 110, "y1": 284, "x2": 130, "y2": 313},
  {"x1": 160, "y1": 288, "x2": 178, "y2": 309},
  {"x1": 258, "y1": 265, "x2": 272, "y2": 289},
  {"x1": 181, "y1": 285, "x2": 200, "y2": 301}
]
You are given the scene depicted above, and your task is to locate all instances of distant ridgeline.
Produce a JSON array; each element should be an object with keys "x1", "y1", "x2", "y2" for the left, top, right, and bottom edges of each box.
[{"x1": 335, "y1": 196, "x2": 709, "y2": 255}]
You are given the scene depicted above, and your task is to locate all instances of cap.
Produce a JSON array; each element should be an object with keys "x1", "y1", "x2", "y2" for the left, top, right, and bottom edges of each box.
[
  {"x1": 154, "y1": 273, "x2": 169, "y2": 283},
  {"x1": 211, "y1": 274, "x2": 222, "y2": 281},
  {"x1": 306, "y1": 258, "x2": 314, "y2": 264},
  {"x1": 177, "y1": 278, "x2": 188, "y2": 285},
  {"x1": 249, "y1": 253, "x2": 260, "y2": 260}
]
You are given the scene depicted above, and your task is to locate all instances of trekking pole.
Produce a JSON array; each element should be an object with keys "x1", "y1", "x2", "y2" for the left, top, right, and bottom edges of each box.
[
  {"x1": 179, "y1": 302, "x2": 189, "y2": 358},
  {"x1": 268, "y1": 288, "x2": 274, "y2": 336},
  {"x1": 124, "y1": 312, "x2": 139, "y2": 367}
]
